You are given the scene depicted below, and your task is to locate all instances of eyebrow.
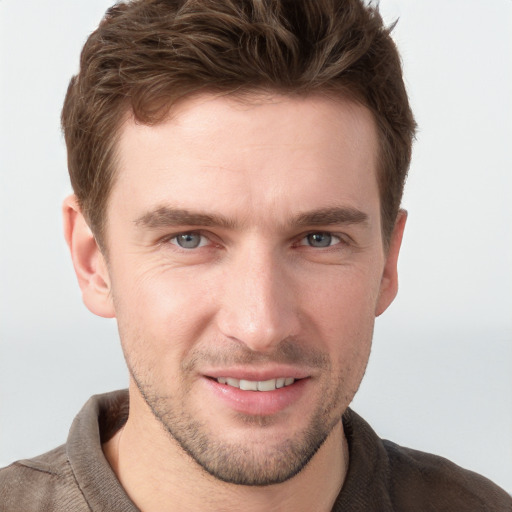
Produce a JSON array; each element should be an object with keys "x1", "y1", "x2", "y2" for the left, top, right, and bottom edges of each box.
[
  {"x1": 134, "y1": 205, "x2": 369, "y2": 230},
  {"x1": 293, "y1": 207, "x2": 368, "y2": 227},
  {"x1": 134, "y1": 207, "x2": 237, "y2": 229}
]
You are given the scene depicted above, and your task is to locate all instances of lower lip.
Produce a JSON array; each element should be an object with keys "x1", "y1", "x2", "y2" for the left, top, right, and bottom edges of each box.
[{"x1": 203, "y1": 377, "x2": 309, "y2": 416}]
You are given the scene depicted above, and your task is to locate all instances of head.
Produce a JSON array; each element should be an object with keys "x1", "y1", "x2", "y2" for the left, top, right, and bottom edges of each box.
[
  {"x1": 62, "y1": 0, "x2": 415, "y2": 250},
  {"x1": 62, "y1": 0, "x2": 415, "y2": 488}
]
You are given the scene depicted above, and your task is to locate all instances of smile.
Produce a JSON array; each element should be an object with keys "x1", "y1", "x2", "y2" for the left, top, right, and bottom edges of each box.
[{"x1": 215, "y1": 377, "x2": 296, "y2": 391}]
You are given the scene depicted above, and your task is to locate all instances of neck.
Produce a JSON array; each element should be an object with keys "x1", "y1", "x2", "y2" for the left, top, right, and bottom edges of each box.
[{"x1": 103, "y1": 388, "x2": 349, "y2": 512}]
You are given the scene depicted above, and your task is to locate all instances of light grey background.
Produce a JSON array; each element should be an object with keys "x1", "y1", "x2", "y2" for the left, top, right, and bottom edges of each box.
[{"x1": 1, "y1": 0, "x2": 511, "y2": 492}]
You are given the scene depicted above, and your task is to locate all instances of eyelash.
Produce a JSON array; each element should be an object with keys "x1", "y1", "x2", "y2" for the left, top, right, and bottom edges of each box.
[
  {"x1": 168, "y1": 232, "x2": 210, "y2": 250},
  {"x1": 297, "y1": 232, "x2": 343, "y2": 248},
  {"x1": 162, "y1": 230, "x2": 349, "y2": 251}
]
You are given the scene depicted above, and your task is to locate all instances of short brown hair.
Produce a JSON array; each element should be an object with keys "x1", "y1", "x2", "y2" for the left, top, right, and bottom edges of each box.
[{"x1": 62, "y1": 0, "x2": 416, "y2": 247}]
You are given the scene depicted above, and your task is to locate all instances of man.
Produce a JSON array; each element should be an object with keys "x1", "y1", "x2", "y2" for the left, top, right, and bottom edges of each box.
[{"x1": 0, "y1": 0, "x2": 510, "y2": 510}]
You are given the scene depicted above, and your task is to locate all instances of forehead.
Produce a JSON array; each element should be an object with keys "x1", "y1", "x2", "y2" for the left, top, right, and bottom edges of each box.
[{"x1": 110, "y1": 93, "x2": 380, "y2": 228}]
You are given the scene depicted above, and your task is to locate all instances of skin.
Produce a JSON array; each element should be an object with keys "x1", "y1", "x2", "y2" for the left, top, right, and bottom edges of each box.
[{"x1": 64, "y1": 93, "x2": 406, "y2": 512}]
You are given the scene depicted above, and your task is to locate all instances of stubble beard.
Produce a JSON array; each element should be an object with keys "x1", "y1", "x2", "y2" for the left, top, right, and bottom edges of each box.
[
  {"x1": 128, "y1": 345, "x2": 358, "y2": 487},
  {"x1": 134, "y1": 379, "x2": 344, "y2": 486}
]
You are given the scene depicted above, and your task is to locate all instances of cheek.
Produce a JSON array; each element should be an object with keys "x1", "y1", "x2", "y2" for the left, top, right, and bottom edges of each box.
[
  {"x1": 110, "y1": 263, "x2": 218, "y2": 361},
  {"x1": 302, "y1": 265, "x2": 382, "y2": 333},
  {"x1": 302, "y1": 267, "x2": 380, "y2": 379}
]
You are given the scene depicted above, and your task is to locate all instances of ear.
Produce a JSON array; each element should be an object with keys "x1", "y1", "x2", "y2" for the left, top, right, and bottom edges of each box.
[
  {"x1": 375, "y1": 209, "x2": 407, "y2": 317},
  {"x1": 63, "y1": 195, "x2": 115, "y2": 318}
]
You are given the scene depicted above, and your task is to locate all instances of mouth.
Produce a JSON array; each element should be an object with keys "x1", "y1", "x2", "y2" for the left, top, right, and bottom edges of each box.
[
  {"x1": 203, "y1": 373, "x2": 309, "y2": 415},
  {"x1": 213, "y1": 377, "x2": 296, "y2": 392}
]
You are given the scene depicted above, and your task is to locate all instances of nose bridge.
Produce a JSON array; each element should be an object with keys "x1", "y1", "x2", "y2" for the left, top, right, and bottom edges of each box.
[{"x1": 217, "y1": 240, "x2": 297, "y2": 352}]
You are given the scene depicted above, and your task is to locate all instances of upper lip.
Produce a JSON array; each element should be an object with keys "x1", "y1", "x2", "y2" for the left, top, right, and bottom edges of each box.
[
  {"x1": 201, "y1": 365, "x2": 311, "y2": 381},
  {"x1": 202, "y1": 366, "x2": 312, "y2": 381}
]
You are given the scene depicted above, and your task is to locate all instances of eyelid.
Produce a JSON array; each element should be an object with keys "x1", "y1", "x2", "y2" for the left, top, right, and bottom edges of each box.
[
  {"x1": 296, "y1": 231, "x2": 347, "y2": 247},
  {"x1": 159, "y1": 230, "x2": 214, "y2": 249},
  {"x1": 172, "y1": 232, "x2": 209, "y2": 249},
  {"x1": 157, "y1": 229, "x2": 351, "y2": 250}
]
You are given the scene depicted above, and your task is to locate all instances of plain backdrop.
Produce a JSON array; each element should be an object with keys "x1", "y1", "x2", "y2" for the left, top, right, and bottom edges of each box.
[{"x1": 1, "y1": 0, "x2": 511, "y2": 492}]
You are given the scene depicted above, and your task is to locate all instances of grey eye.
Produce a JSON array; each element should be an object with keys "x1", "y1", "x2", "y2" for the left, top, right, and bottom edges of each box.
[
  {"x1": 306, "y1": 233, "x2": 333, "y2": 247},
  {"x1": 174, "y1": 233, "x2": 204, "y2": 249}
]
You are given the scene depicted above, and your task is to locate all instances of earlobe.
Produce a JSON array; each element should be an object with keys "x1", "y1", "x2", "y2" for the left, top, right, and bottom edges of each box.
[
  {"x1": 62, "y1": 195, "x2": 115, "y2": 318},
  {"x1": 375, "y1": 209, "x2": 407, "y2": 317}
]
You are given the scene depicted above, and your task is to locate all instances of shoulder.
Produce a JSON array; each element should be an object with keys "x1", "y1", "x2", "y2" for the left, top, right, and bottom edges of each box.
[
  {"x1": 340, "y1": 409, "x2": 511, "y2": 512},
  {"x1": 0, "y1": 446, "x2": 89, "y2": 512},
  {"x1": 383, "y1": 439, "x2": 512, "y2": 511}
]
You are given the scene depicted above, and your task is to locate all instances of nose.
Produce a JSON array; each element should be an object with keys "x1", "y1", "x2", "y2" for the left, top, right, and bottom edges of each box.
[{"x1": 216, "y1": 243, "x2": 300, "y2": 353}]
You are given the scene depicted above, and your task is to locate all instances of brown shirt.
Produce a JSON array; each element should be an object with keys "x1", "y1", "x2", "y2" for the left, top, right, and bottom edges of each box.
[{"x1": 1, "y1": 390, "x2": 510, "y2": 511}]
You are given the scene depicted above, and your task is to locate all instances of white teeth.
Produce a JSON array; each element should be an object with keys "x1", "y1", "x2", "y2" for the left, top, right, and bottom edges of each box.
[
  {"x1": 257, "y1": 379, "x2": 277, "y2": 391},
  {"x1": 275, "y1": 378, "x2": 286, "y2": 389},
  {"x1": 239, "y1": 379, "x2": 258, "y2": 391},
  {"x1": 216, "y1": 377, "x2": 296, "y2": 391}
]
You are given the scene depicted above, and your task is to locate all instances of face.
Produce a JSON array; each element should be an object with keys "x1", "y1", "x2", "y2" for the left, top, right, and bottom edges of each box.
[{"x1": 93, "y1": 94, "x2": 402, "y2": 485}]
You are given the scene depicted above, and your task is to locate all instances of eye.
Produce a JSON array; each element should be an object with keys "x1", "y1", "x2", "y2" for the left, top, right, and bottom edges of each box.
[
  {"x1": 301, "y1": 232, "x2": 341, "y2": 248},
  {"x1": 170, "y1": 232, "x2": 208, "y2": 249}
]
